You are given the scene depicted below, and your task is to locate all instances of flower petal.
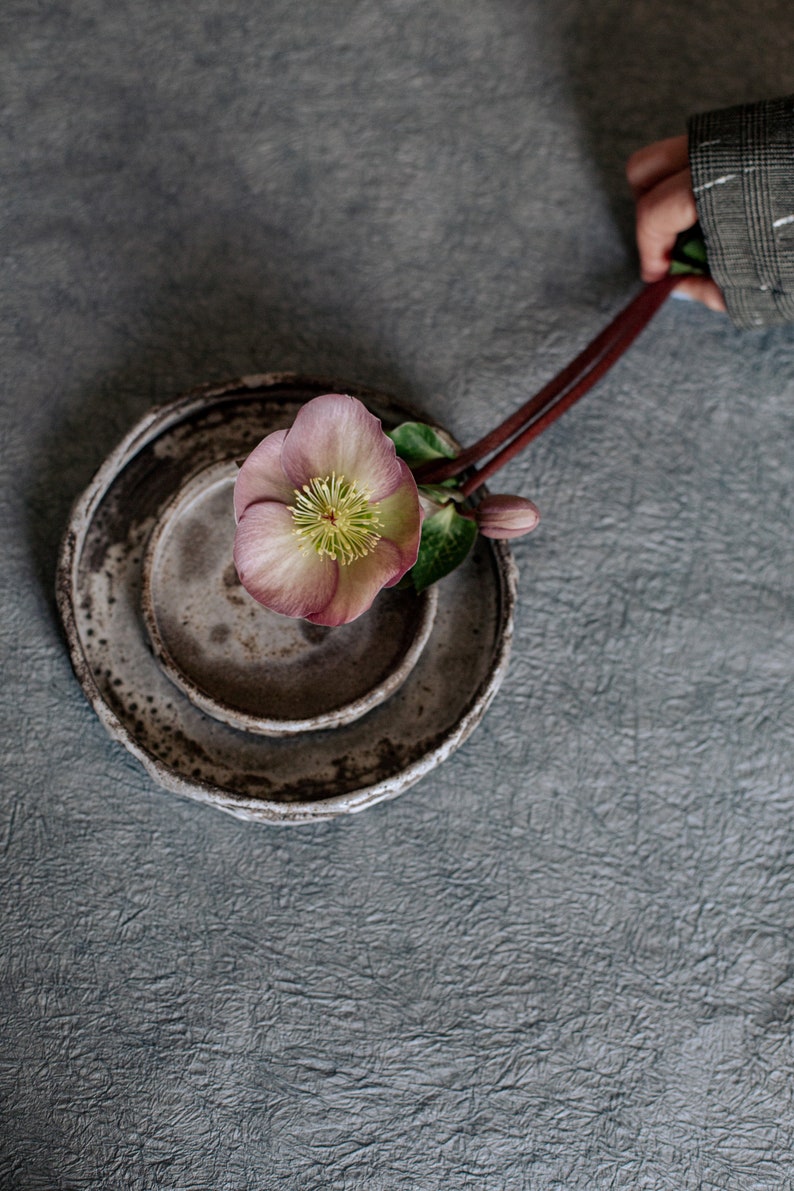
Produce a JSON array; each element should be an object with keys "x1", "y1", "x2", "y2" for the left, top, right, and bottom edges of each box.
[
  {"x1": 280, "y1": 394, "x2": 404, "y2": 500},
  {"x1": 233, "y1": 429, "x2": 294, "y2": 522},
  {"x1": 375, "y1": 459, "x2": 422, "y2": 573},
  {"x1": 233, "y1": 501, "x2": 338, "y2": 619},
  {"x1": 305, "y1": 538, "x2": 404, "y2": 626}
]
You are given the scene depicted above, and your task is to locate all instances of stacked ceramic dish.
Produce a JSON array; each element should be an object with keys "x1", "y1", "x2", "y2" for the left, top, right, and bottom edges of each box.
[{"x1": 58, "y1": 376, "x2": 516, "y2": 823}]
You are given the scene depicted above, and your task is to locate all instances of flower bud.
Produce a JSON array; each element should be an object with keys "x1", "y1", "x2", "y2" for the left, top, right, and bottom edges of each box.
[{"x1": 473, "y1": 493, "x2": 540, "y2": 540}]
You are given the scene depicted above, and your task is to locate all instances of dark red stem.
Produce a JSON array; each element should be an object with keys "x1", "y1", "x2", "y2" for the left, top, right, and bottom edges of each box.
[{"x1": 415, "y1": 276, "x2": 677, "y2": 494}]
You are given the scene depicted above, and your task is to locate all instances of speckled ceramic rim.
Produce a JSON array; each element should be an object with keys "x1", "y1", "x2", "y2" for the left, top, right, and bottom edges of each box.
[
  {"x1": 140, "y1": 458, "x2": 439, "y2": 737},
  {"x1": 57, "y1": 374, "x2": 518, "y2": 824}
]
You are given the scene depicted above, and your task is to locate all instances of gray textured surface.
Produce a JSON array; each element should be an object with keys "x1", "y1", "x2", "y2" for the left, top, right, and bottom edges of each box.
[{"x1": 3, "y1": 1, "x2": 794, "y2": 1187}]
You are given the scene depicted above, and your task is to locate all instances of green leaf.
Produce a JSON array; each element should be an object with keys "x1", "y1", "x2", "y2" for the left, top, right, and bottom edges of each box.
[
  {"x1": 388, "y1": 421, "x2": 458, "y2": 468},
  {"x1": 410, "y1": 503, "x2": 478, "y2": 593},
  {"x1": 669, "y1": 224, "x2": 710, "y2": 276},
  {"x1": 417, "y1": 483, "x2": 464, "y2": 504}
]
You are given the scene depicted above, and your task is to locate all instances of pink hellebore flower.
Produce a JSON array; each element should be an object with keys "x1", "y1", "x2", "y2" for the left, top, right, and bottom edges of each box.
[
  {"x1": 233, "y1": 394, "x2": 422, "y2": 626},
  {"x1": 473, "y1": 493, "x2": 541, "y2": 540}
]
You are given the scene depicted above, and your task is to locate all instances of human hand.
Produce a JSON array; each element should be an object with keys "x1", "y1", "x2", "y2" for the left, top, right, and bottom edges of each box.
[{"x1": 626, "y1": 135, "x2": 726, "y2": 313}]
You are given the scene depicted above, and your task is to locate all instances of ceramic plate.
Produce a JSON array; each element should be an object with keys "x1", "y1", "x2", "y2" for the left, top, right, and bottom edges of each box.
[{"x1": 57, "y1": 375, "x2": 517, "y2": 823}]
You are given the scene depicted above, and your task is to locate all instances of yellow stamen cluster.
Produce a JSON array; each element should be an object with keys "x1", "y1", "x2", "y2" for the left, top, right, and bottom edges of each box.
[{"x1": 290, "y1": 472, "x2": 382, "y2": 564}]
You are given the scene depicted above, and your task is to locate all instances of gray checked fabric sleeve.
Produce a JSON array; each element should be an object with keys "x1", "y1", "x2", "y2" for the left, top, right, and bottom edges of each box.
[{"x1": 688, "y1": 94, "x2": 794, "y2": 328}]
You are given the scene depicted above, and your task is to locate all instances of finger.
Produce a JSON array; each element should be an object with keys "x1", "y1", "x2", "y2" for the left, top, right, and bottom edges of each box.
[
  {"x1": 626, "y1": 134, "x2": 689, "y2": 199},
  {"x1": 672, "y1": 276, "x2": 727, "y2": 313},
  {"x1": 635, "y1": 167, "x2": 698, "y2": 281}
]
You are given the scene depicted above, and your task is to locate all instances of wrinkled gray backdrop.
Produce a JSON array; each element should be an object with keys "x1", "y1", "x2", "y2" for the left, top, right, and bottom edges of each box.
[{"x1": 3, "y1": 1, "x2": 794, "y2": 1187}]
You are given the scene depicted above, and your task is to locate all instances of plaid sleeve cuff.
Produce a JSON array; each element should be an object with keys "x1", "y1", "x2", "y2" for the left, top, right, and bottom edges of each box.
[{"x1": 688, "y1": 95, "x2": 794, "y2": 329}]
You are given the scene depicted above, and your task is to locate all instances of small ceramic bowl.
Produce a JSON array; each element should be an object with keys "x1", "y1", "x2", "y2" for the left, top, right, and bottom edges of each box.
[{"x1": 140, "y1": 459, "x2": 438, "y2": 736}]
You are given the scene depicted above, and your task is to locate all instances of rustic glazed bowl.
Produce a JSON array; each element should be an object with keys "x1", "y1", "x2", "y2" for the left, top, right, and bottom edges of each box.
[
  {"x1": 140, "y1": 458, "x2": 439, "y2": 736},
  {"x1": 57, "y1": 374, "x2": 517, "y2": 824}
]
